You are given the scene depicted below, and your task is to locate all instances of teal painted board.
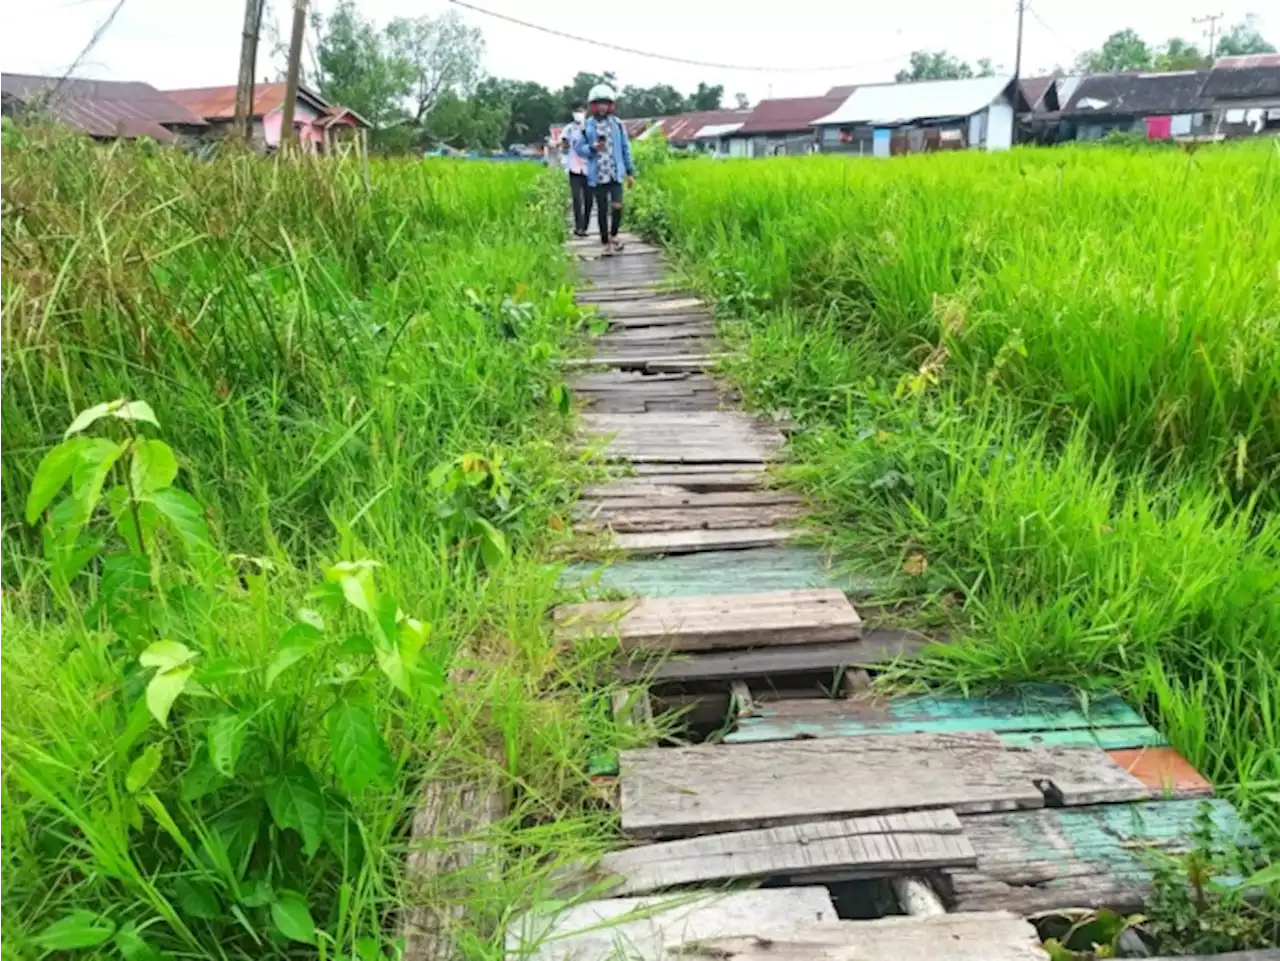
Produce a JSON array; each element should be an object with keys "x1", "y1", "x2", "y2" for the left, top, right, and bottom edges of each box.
[
  {"x1": 558, "y1": 547, "x2": 879, "y2": 599},
  {"x1": 953, "y1": 798, "x2": 1251, "y2": 914},
  {"x1": 726, "y1": 684, "x2": 1146, "y2": 744},
  {"x1": 999, "y1": 725, "x2": 1167, "y2": 750}
]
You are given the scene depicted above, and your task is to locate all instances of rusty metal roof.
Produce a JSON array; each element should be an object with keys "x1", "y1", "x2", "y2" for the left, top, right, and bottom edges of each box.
[
  {"x1": 736, "y1": 95, "x2": 845, "y2": 134},
  {"x1": 1019, "y1": 76, "x2": 1057, "y2": 112},
  {"x1": 648, "y1": 109, "x2": 752, "y2": 142},
  {"x1": 1, "y1": 73, "x2": 206, "y2": 140},
  {"x1": 164, "y1": 82, "x2": 329, "y2": 120},
  {"x1": 1213, "y1": 53, "x2": 1280, "y2": 70}
]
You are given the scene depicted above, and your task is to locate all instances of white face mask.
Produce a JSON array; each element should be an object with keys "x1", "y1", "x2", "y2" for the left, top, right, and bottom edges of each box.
[{"x1": 573, "y1": 111, "x2": 585, "y2": 123}]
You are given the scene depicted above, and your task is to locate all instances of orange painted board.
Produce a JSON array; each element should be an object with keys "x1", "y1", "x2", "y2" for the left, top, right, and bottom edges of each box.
[{"x1": 1107, "y1": 746, "x2": 1213, "y2": 798}]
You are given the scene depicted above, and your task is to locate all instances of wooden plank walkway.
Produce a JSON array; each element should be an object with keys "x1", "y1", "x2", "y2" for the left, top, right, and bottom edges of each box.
[{"x1": 525, "y1": 226, "x2": 1249, "y2": 959}]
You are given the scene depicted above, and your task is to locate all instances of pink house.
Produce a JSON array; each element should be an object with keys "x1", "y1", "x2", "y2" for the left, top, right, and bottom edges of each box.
[{"x1": 164, "y1": 82, "x2": 369, "y2": 152}]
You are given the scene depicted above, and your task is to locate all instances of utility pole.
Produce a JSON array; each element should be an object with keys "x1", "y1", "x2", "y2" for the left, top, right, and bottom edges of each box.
[
  {"x1": 1013, "y1": 0, "x2": 1026, "y2": 83},
  {"x1": 278, "y1": 0, "x2": 308, "y2": 153},
  {"x1": 1193, "y1": 12, "x2": 1224, "y2": 59},
  {"x1": 233, "y1": 0, "x2": 264, "y2": 141}
]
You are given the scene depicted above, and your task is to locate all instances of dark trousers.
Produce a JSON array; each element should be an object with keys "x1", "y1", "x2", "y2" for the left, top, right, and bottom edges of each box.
[
  {"x1": 593, "y1": 180, "x2": 624, "y2": 243},
  {"x1": 569, "y1": 172, "x2": 590, "y2": 233}
]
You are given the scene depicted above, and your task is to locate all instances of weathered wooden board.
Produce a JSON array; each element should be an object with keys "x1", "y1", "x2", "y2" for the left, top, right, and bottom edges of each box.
[
  {"x1": 950, "y1": 798, "x2": 1249, "y2": 915},
  {"x1": 725, "y1": 685, "x2": 1146, "y2": 744},
  {"x1": 504, "y1": 887, "x2": 837, "y2": 961},
  {"x1": 675, "y1": 912, "x2": 1048, "y2": 961},
  {"x1": 580, "y1": 503, "x2": 805, "y2": 534},
  {"x1": 575, "y1": 285, "x2": 674, "y2": 302},
  {"x1": 613, "y1": 527, "x2": 801, "y2": 555},
  {"x1": 597, "y1": 325, "x2": 716, "y2": 345},
  {"x1": 999, "y1": 726, "x2": 1168, "y2": 750},
  {"x1": 558, "y1": 548, "x2": 878, "y2": 600},
  {"x1": 630, "y1": 462, "x2": 768, "y2": 475},
  {"x1": 598, "y1": 809, "x2": 974, "y2": 896},
  {"x1": 594, "y1": 297, "x2": 706, "y2": 316},
  {"x1": 570, "y1": 372, "x2": 702, "y2": 389},
  {"x1": 603, "y1": 312, "x2": 715, "y2": 329},
  {"x1": 563, "y1": 354, "x2": 726, "y2": 372},
  {"x1": 620, "y1": 631, "x2": 935, "y2": 683},
  {"x1": 580, "y1": 413, "x2": 784, "y2": 464},
  {"x1": 554, "y1": 588, "x2": 861, "y2": 652},
  {"x1": 581, "y1": 490, "x2": 802, "y2": 511},
  {"x1": 619, "y1": 732, "x2": 1151, "y2": 839}
]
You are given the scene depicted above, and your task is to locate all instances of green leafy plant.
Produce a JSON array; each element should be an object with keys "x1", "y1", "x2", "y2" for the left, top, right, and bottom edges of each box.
[{"x1": 430, "y1": 451, "x2": 513, "y2": 569}]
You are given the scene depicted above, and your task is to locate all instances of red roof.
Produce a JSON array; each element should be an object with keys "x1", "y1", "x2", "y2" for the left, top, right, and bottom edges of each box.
[
  {"x1": 649, "y1": 109, "x2": 752, "y2": 142},
  {"x1": 1, "y1": 73, "x2": 206, "y2": 141},
  {"x1": 736, "y1": 95, "x2": 845, "y2": 134},
  {"x1": 825, "y1": 84, "x2": 858, "y2": 98},
  {"x1": 164, "y1": 82, "x2": 329, "y2": 120}
]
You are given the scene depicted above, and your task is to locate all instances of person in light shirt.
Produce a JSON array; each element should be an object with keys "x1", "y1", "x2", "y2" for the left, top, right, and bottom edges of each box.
[{"x1": 562, "y1": 102, "x2": 591, "y2": 238}]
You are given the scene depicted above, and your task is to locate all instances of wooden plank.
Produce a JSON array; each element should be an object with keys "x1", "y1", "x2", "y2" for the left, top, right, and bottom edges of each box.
[
  {"x1": 559, "y1": 548, "x2": 879, "y2": 600},
  {"x1": 674, "y1": 912, "x2": 1047, "y2": 961},
  {"x1": 504, "y1": 887, "x2": 838, "y2": 961},
  {"x1": 1000, "y1": 726, "x2": 1167, "y2": 750},
  {"x1": 596, "y1": 323, "x2": 715, "y2": 342},
  {"x1": 619, "y1": 732, "x2": 1151, "y2": 839},
  {"x1": 950, "y1": 798, "x2": 1250, "y2": 915},
  {"x1": 594, "y1": 297, "x2": 706, "y2": 316},
  {"x1": 554, "y1": 588, "x2": 861, "y2": 652},
  {"x1": 597, "y1": 809, "x2": 975, "y2": 896},
  {"x1": 620, "y1": 632, "x2": 934, "y2": 683},
  {"x1": 1107, "y1": 746, "x2": 1214, "y2": 797},
  {"x1": 609, "y1": 472, "x2": 765, "y2": 491},
  {"x1": 562, "y1": 354, "x2": 726, "y2": 371},
  {"x1": 725, "y1": 685, "x2": 1146, "y2": 745},
  {"x1": 630, "y1": 462, "x2": 768, "y2": 475},
  {"x1": 580, "y1": 504, "x2": 805, "y2": 534},
  {"x1": 580, "y1": 491, "x2": 802, "y2": 511},
  {"x1": 613, "y1": 527, "x2": 802, "y2": 555},
  {"x1": 604, "y1": 312, "x2": 715, "y2": 328},
  {"x1": 570, "y1": 372, "x2": 696, "y2": 388}
]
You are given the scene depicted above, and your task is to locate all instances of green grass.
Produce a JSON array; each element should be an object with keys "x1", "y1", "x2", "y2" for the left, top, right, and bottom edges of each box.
[
  {"x1": 1, "y1": 127, "x2": 639, "y2": 958},
  {"x1": 631, "y1": 143, "x2": 1280, "y2": 849}
]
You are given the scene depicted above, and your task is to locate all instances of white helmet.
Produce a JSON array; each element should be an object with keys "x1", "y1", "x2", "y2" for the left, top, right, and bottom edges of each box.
[{"x1": 588, "y1": 83, "x2": 616, "y2": 104}]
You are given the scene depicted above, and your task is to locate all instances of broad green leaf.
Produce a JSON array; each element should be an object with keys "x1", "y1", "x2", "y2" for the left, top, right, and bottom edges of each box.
[
  {"x1": 238, "y1": 878, "x2": 274, "y2": 908},
  {"x1": 213, "y1": 801, "x2": 263, "y2": 868},
  {"x1": 270, "y1": 890, "x2": 317, "y2": 945},
  {"x1": 476, "y1": 517, "x2": 507, "y2": 570},
  {"x1": 354, "y1": 936, "x2": 382, "y2": 961},
  {"x1": 328, "y1": 703, "x2": 394, "y2": 794},
  {"x1": 34, "y1": 910, "x2": 116, "y2": 949},
  {"x1": 174, "y1": 877, "x2": 221, "y2": 919},
  {"x1": 207, "y1": 714, "x2": 248, "y2": 777},
  {"x1": 266, "y1": 620, "x2": 324, "y2": 688},
  {"x1": 375, "y1": 643, "x2": 409, "y2": 694},
  {"x1": 264, "y1": 766, "x2": 325, "y2": 857},
  {"x1": 114, "y1": 924, "x2": 170, "y2": 961},
  {"x1": 130, "y1": 438, "x2": 177, "y2": 494},
  {"x1": 100, "y1": 552, "x2": 153, "y2": 640},
  {"x1": 146, "y1": 665, "x2": 193, "y2": 728},
  {"x1": 180, "y1": 754, "x2": 228, "y2": 802},
  {"x1": 126, "y1": 743, "x2": 164, "y2": 793},
  {"x1": 112, "y1": 400, "x2": 160, "y2": 428},
  {"x1": 151, "y1": 487, "x2": 214, "y2": 556},
  {"x1": 140, "y1": 640, "x2": 195, "y2": 671},
  {"x1": 25, "y1": 437, "x2": 89, "y2": 523},
  {"x1": 326, "y1": 560, "x2": 379, "y2": 616},
  {"x1": 63, "y1": 400, "x2": 118, "y2": 439}
]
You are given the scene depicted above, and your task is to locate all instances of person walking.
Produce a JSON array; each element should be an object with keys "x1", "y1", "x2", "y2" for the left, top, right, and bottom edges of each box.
[
  {"x1": 562, "y1": 102, "x2": 591, "y2": 237},
  {"x1": 572, "y1": 84, "x2": 635, "y2": 255}
]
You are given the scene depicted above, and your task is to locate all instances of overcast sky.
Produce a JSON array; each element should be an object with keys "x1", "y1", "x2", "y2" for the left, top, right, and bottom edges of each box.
[{"x1": 1, "y1": 0, "x2": 1272, "y2": 103}]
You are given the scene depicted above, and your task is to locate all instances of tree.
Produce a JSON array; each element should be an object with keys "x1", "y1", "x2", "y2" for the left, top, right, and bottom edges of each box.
[
  {"x1": 312, "y1": 1, "x2": 411, "y2": 130},
  {"x1": 975, "y1": 58, "x2": 997, "y2": 77},
  {"x1": 385, "y1": 11, "x2": 484, "y2": 125},
  {"x1": 1073, "y1": 28, "x2": 1153, "y2": 73},
  {"x1": 422, "y1": 89, "x2": 508, "y2": 149},
  {"x1": 558, "y1": 72, "x2": 617, "y2": 114},
  {"x1": 474, "y1": 77, "x2": 560, "y2": 145},
  {"x1": 1154, "y1": 37, "x2": 1209, "y2": 70},
  {"x1": 618, "y1": 84, "x2": 687, "y2": 117},
  {"x1": 688, "y1": 82, "x2": 724, "y2": 111},
  {"x1": 896, "y1": 50, "x2": 974, "y2": 82},
  {"x1": 1216, "y1": 14, "x2": 1277, "y2": 55},
  {"x1": 734, "y1": 92, "x2": 749, "y2": 109}
]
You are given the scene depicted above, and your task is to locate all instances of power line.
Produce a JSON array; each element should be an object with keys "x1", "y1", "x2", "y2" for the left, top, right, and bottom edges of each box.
[{"x1": 447, "y1": 0, "x2": 983, "y2": 75}]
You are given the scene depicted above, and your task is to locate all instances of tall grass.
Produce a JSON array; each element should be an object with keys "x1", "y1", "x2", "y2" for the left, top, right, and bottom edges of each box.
[
  {"x1": 632, "y1": 144, "x2": 1280, "y2": 840},
  {"x1": 2, "y1": 128, "x2": 632, "y2": 957}
]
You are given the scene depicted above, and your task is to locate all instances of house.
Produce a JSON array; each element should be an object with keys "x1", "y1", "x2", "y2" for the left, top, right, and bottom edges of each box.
[
  {"x1": 811, "y1": 75, "x2": 1027, "y2": 155},
  {"x1": 1, "y1": 73, "x2": 207, "y2": 143},
  {"x1": 1055, "y1": 70, "x2": 1211, "y2": 140},
  {"x1": 1199, "y1": 54, "x2": 1280, "y2": 136},
  {"x1": 164, "y1": 83, "x2": 369, "y2": 152},
  {"x1": 640, "y1": 108, "x2": 752, "y2": 154},
  {"x1": 727, "y1": 95, "x2": 845, "y2": 157}
]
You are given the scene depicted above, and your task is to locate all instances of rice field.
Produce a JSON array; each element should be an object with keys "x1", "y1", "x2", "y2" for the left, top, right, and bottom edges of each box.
[
  {"x1": 632, "y1": 143, "x2": 1280, "y2": 838},
  {"x1": 1, "y1": 128, "x2": 631, "y2": 957}
]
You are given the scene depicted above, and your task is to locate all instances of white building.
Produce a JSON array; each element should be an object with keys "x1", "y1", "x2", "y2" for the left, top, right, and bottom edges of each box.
[{"x1": 811, "y1": 75, "x2": 1026, "y2": 156}]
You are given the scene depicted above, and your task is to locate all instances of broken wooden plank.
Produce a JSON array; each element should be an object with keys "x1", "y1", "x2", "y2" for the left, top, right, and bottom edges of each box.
[
  {"x1": 558, "y1": 548, "x2": 879, "y2": 601},
  {"x1": 563, "y1": 354, "x2": 727, "y2": 372},
  {"x1": 620, "y1": 631, "x2": 934, "y2": 683},
  {"x1": 612, "y1": 527, "x2": 802, "y2": 555},
  {"x1": 554, "y1": 588, "x2": 862, "y2": 653},
  {"x1": 673, "y1": 912, "x2": 1048, "y2": 961},
  {"x1": 725, "y1": 685, "x2": 1146, "y2": 744},
  {"x1": 597, "y1": 323, "x2": 715, "y2": 344},
  {"x1": 598, "y1": 809, "x2": 974, "y2": 896},
  {"x1": 580, "y1": 490, "x2": 802, "y2": 511},
  {"x1": 619, "y1": 732, "x2": 1151, "y2": 839},
  {"x1": 950, "y1": 798, "x2": 1250, "y2": 915},
  {"x1": 580, "y1": 503, "x2": 805, "y2": 534},
  {"x1": 603, "y1": 312, "x2": 715, "y2": 329},
  {"x1": 504, "y1": 887, "x2": 838, "y2": 961}
]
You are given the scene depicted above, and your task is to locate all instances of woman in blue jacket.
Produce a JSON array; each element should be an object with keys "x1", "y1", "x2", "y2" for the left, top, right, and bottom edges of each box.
[{"x1": 572, "y1": 84, "x2": 636, "y2": 255}]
